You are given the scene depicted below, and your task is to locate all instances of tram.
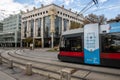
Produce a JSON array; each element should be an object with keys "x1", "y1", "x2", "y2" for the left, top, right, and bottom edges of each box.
[{"x1": 58, "y1": 22, "x2": 120, "y2": 68}]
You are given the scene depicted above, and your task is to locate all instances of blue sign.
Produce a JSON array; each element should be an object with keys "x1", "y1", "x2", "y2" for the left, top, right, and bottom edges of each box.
[
  {"x1": 84, "y1": 24, "x2": 100, "y2": 65},
  {"x1": 110, "y1": 22, "x2": 120, "y2": 33}
]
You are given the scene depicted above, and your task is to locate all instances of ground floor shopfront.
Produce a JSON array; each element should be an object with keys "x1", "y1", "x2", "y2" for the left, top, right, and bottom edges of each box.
[
  {"x1": 0, "y1": 43, "x2": 20, "y2": 47},
  {"x1": 21, "y1": 37, "x2": 60, "y2": 48}
]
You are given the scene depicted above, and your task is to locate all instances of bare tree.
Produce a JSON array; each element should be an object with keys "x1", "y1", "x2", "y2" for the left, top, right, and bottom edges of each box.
[
  {"x1": 84, "y1": 13, "x2": 107, "y2": 25},
  {"x1": 115, "y1": 14, "x2": 120, "y2": 19},
  {"x1": 107, "y1": 14, "x2": 120, "y2": 23}
]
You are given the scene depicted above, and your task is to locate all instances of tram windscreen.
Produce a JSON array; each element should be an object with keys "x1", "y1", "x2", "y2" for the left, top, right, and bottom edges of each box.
[
  {"x1": 101, "y1": 33, "x2": 120, "y2": 53},
  {"x1": 60, "y1": 35, "x2": 83, "y2": 52}
]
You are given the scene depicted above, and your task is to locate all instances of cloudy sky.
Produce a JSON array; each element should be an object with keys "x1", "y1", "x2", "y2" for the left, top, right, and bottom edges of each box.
[{"x1": 0, "y1": 0, "x2": 120, "y2": 20}]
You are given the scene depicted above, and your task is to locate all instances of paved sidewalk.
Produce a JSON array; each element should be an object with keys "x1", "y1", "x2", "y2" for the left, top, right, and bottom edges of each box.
[{"x1": 0, "y1": 70, "x2": 16, "y2": 80}]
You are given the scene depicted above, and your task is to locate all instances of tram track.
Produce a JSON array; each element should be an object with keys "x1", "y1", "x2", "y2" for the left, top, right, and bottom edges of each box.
[
  {"x1": 15, "y1": 49, "x2": 120, "y2": 76},
  {"x1": 17, "y1": 50, "x2": 58, "y2": 61},
  {"x1": 1, "y1": 49, "x2": 120, "y2": 80}
]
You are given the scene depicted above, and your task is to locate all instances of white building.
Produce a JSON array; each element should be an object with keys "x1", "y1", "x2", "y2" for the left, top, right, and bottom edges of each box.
[
  {"x1": 0, "y1": 23, "x2": 3, "y2": 46},
  {"x1": 0, "y1": 14, "x2": 21, "y2": 47},
  {"x1": 21, "y1": 4, "x2": 84, "y2": 48}
]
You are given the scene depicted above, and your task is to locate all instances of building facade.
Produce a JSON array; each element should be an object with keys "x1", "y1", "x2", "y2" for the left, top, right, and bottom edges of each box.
[
  {"x1": 0, "y1": 23, "x2": 3, "y2": 31},
  {"x1": 0, "y1": 23, "x2": 3, "y2": 46},
  {"x1": 21, "y1": 4, "x2": 84, "y2": 48},
  {"x1": 0, "y1": 14, "x2": 21, "y2": 47}
]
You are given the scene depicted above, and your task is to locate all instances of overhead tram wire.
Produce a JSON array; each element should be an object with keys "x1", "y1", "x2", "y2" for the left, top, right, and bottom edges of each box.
[
  {"x1": 76, "y1": 0, "x2": 99, "y2": 23},
  {"x1": 79, "y1": 0, "x2": 99, "y2": 14},
  {"x1": 81, "y1": 2, "x2": 95, "y2": 14},
  {"x1": 80, "y1": 1, "x2": 93, "y2": 13},
  {"x1": 93, "y1": 0, "x2": 98, "y2": 7},
  {"x1": 86, "y1": 4, "x2": 120, "y2": 14},
  {"x1": 85, "y1": 0, "x2": 112, "y2": 14}
]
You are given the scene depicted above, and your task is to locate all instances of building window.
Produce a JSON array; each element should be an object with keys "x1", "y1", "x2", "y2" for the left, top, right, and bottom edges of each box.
[
  {"x1": 43, "y1": 11, "x2": 45, "y2": 14},
  {"x1": 60, "y1": 12, "x2": 62, "y2": 15},
  {"x1": 37, "y1": 18, "x2": 41, "y2": 37},
  {"x1": 43, "y1": 16, "x2": 50, "y2": 38},
  {"x1": 63, "y1": 19, "x2": 68, "y2": 31},
  {"x1": 46, "y1": 11, "x2": 48, "y2": 13},
  {"x1": 57, "y1": 11, "x2": 59, "y2": 14},
  {"x1": 40, "y1": 12, "x2": 42, "y2": 15},
  {"x1": 55, "y1": 16, "x2": 62, "y2": 37},
  {"x1": 24, "y1": 21, "x2": 27, "y2": 38},
  {"x1": 35, "y1": 14, "x2": 37, "y2": 16},
  {"x1": 30, "y1": 19, "x2": 34, "y2": 37},
  {"x1": 68, "y1": 15, "x2": 69, "y2": 17},
  {"x1": 65, "y1": 14, "x2": 67, "y2": 17}
]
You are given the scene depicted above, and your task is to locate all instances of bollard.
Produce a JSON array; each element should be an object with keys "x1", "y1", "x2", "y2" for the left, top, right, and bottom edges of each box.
[
  {"x1": 0, "y1": 57, "x2": 2, "y2": 65},
  {"x1": 60, "y1": 68, "x2": 76, "y2": 80},
  {"x1": 8, "y1": 59, "x2": 13, "y2": 69},
  {"x1": 26, "y1": 63, "x2": 32, "y2": 75}
]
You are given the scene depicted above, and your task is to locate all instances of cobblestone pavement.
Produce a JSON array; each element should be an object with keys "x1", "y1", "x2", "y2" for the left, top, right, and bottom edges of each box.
[{"x1": 0, "y1": 63, "x2": 56, "y2": 80}]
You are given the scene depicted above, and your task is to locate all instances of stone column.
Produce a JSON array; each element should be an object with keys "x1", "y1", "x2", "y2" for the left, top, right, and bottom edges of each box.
[
  {"x1": 29, "y1": 20, "x2": 31, "y2": 37},
  {"x1": 48, "y1": 7, "x2": 57, "y2": 48},
  {"x1": 21, "y1": 22, "x2": 24, "y2": 47},
  {"x1": 15, "y1": 31, "x2": 17, "y2": 47},
  {"x1": 41, "y1": 17, "x2": 44, "y2": 48},
  {"x1": 27, "y1": 20, "x2": 29, "y2": 37},
  {"x1": 35, "y1": 19, "x2": 38, "y2": 37},
  {"x1": 50, "y1": 14, "x2": 55, "y2": 48},
  {"x1": 62, "y1": 18, "x2": 64, "y2": 33},
  {"x1": 34, "y1": 19, "x2": 36, "y2": 38},
  {"x1": 32, "y1": 19, "x2": 35, "y2": 49},
  {"x1": 68, "y1": 20, "x2": 71, "y2": 30}
]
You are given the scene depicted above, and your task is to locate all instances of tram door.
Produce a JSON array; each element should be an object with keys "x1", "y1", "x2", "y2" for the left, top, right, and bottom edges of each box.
[{"x1": 84, "y1": 23, "x2": 100, "y2": 65}]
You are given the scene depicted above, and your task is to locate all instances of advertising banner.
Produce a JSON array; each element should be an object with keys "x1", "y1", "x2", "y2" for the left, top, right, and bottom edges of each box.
[
  {"x1": 100, "y1": 22, "x2": 120, "y2": 33},
  {"x1": 109, "y1": 22, "x2": 120, "y2": 33},
  {"x1": 84, "y1": 23, "x2": 100, "y2": 65}
]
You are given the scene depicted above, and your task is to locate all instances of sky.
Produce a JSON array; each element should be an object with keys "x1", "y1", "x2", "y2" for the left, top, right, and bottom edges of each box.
[{"x1": 0, "y1": 0, "x2": 120, "y2": 21}]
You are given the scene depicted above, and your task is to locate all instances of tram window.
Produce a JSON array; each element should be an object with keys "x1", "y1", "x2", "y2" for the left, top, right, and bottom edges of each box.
[
  {"x1": 101, "y1": 33, "x2": 120, "y2": 53},
  {"x1": 64, "y1": 37, "x2": 82, "y2": 52},
  {"x1": 60, "y1": 37, "x2": 65, "y2": 47}
]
